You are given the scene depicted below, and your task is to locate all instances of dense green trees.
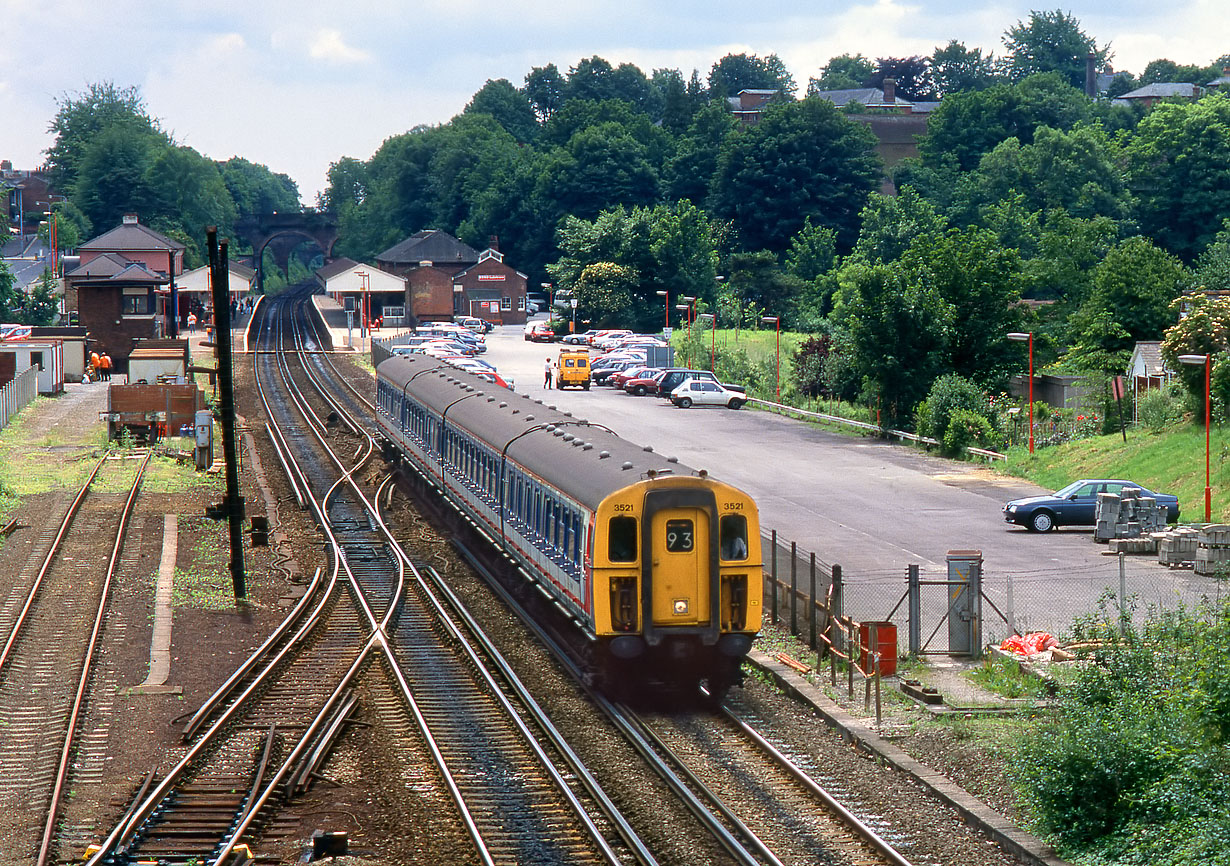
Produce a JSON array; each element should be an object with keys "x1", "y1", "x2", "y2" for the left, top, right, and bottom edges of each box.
[{"x1": 1002, "y1": 9, "x2": 1110, "y2": 88}]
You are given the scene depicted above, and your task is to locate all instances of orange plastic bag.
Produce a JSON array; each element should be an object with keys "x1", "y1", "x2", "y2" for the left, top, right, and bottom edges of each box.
[{"x1": 1000, "y1": 632, "x2": 1057, "y2": 656}]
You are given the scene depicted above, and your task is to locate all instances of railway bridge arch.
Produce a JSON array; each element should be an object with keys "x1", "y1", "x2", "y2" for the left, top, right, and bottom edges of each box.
[{"x1": 234, "y1": 210, "x2": 340, "y2": 291}]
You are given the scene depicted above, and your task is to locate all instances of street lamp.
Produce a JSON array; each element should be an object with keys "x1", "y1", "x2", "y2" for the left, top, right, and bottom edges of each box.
[
  {"x1": 1179, "y1": 353, "x2": 1213, "y2": 522},
  {"x1": 356, "y1": 270, "x2": 370, "y2": 342},
  {"x1": 570, "y1": 297, "x2": 578, "y2": 334},
  {"x1": 697, "y1": 313, "x2": 715, "y2": 372},
  {"x1": 541, "y1": 282, "x2": 553, "y2": 312},
  {"x1": 762, "y1": 316, "x2": 780, "y2": 402},
  {"x1": 676, "y1": 305, "x2": 690, "y2": 365},
  {"x1": 656, "y1": 290, "x2": 669, "y2": 332},
  {"x1": 1008, "y1": 332, "x2": 1034, "y2": 454}
]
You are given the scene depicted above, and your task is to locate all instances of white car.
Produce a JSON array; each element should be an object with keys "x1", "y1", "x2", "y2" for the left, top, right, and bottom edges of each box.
[{"x1": 670, "y1": 379, "x2": 746, "y2": 410}]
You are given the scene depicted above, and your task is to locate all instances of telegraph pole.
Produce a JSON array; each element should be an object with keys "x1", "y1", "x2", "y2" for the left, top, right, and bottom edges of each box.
[{"x1": 207, "y1": 227, "x2": 246, "y2": 598}]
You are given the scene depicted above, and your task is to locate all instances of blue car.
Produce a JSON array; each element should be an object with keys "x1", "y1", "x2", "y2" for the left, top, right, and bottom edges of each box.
[{"x1": 1004, "y1": 479, "x2": 1180, "y2": 532}]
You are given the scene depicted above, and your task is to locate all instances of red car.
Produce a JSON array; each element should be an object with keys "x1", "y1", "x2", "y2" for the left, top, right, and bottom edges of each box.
[
  {"x1": 608, "y1": 366, "x2": 655, "y2": 389},
  {"x1": 623, "y1": 369, "x2": 665, "y2": 396},
  {"x1": 523, "y1": 321, "x2": 556, "y2": 342}
]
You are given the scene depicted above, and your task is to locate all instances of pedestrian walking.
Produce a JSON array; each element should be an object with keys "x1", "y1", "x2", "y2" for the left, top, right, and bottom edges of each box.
[
  {"x1": 187, "y1": 311, "x2": 198, "y2": 333},
  {"x1": 544, "y1": 357, "x2": 553, "y2": 389}
]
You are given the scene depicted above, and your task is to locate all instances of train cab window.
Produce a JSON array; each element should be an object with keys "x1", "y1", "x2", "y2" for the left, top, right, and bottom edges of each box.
[
  {"x1": 608, "y1": 516, "x2": 637, "y2": 562},
  {"x1": 720, "y1": 514, "x2": 749, "y2": 561}
]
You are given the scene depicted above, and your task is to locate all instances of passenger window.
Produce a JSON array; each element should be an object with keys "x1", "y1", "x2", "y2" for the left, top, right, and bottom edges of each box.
[
  {"x1": 720, "y1": 514, "x2": 749, "y2": 561},
  {"x1": 609, "y1": 516, "x2": 637, "y2": 562}
]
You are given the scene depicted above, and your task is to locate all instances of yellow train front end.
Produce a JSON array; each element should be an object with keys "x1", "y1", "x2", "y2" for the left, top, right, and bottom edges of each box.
[{"x1": 591, "y1": 472, "x2": 762, "y2": 694}]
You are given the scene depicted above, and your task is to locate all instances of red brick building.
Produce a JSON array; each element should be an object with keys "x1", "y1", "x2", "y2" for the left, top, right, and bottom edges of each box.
[
  {"x1": 376, "y1": 230, "x2": 528, "y2": 325},
  {"x1": 65, "y1": 214, "x2": 185, "y2": 371}
]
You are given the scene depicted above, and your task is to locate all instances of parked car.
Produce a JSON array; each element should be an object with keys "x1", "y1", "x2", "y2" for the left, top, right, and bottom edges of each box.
[
  {"x1": 1003, "y1": 479, "x2": 1180, "y2": 532},
  {"x1": 608, "y1": 365, "x2": 655, "y2": 389},
  {"x1": 655, "y1": 369, "x2": 746, "y2": 399},
  {"x1": 592, "y1": 359, "x2": 641, "y2": 385},
  {"x1": 559, "y1": 330, "x2": 599, "y2": 345},
  {"x1": 524, "y1": 321, "x2": 556, "y2": 342},
  {"x1": 670, "y1": 380, "x2": 746, "y2": 409},
  {"x1": 623, "y1": 369, "x2": 666, "y2": 397},
  {"x1": 453, "y1": 315, "x2": 494, "y2": 334}
]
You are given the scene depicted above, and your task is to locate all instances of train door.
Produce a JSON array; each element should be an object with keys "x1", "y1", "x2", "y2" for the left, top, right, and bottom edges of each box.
[{"x1": 649, "y1": 507, "x2": 711, "y2": 626}]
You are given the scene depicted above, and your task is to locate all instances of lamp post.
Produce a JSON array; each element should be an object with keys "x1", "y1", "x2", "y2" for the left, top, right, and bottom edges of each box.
[
  {"x1": 1008, "y1": 332, "x2": 1034, "y2": 454},
  {"x1": 570, "y1": 297, "x2": 578, "y2": 334},
  {"x1": 675, "y1": 305, "x2": 690, "y2": 365},
  {"x1": 356, "y1": 270, "x2": 370, "y2": 344},
  {"x1": 698, "y1": 313, "x2": 715, "y2": 372},
  {"x1": 1179, "y1": 353, "x2": 1213, "y2": 522},
  {"x1": 762, "y1": 316, "x2": 780, "y2": 402},
  {"x1": 656, "y1": 290, "x2": 669, "y2": 333},
  {"x1": 541, "y1": 282, "x2": 553, "y2": 315}
]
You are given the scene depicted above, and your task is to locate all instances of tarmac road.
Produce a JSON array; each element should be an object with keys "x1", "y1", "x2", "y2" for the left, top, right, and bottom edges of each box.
[{"x1": 481, "y1": 320, "x2": 1220, "y2": 637}]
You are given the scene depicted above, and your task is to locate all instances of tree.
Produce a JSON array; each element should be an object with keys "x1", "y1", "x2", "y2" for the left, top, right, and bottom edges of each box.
[
  {"x1": 610, "y1": 63, "x2": 659, "y2": 116},
  {"x1": 899, "y1": 226, "x2": 1029, "y2": 389},
  {"x1": 565, "y1": 56, "x2": 617, "y2": 102},
  {"x1": 1124, "y1": 92, "x2": 1230, "y2": 261},
  {"x1": 524, "y1": 64, "x2": 565, "y2": 123},
  {"x1": 785, "y1": 218, "x2": 838, "y2": 282},
  {"x1": 956, "y1": 124, "x2": 1132, "y2": 222},
  {"x1": 1068, "y1": 236, "x2": 1189, "y2": 372},
  {"x1": 44, "y1": 81, "x2": 164, "y2": 192},
  {"x1": 0, "y1": 262, "x2": 17, "y2": 321},
  {"x1": 919, "y1": 72, "x2": 1092, "y2": 171},
  {"x1": 710, "y1": 97, "x2": 881, "y2": 252},
  {"x1": 808, "y1": 54, "x2": 874, "y2": 93},
  {"x1": 464, "y1": 78, "x2": 539, "y2": 143},
  {"x1": 537, "y1": 122, "x2": 660, "y2": 221},
  {"x1": 220, "y1": 157, "x2": 299, "y2": 218},
  {"x1": 572, "y1": 261, "x2": 640, "y2": 328},
  {"x1": 1193, "y1": 220, "x2": 1230, "y2": 294},
  {"x1": 852, "y1": 187, "x2": 948, "y2": 265},
  {"x1": 728, "y1": 250, "x2": 803, "y2": 319},
  {"x1": 664, "y1": 102, "x2": 738, "y2": 203},
  {"x1": 1160, "y1": 294, "x2": 1230, "y2": 417},
  {"x1": 1002, "y1": 9, "x2": 1110, "y2": 89},
  {"x1": 72, "y1": 124, "x2": 160, "y2": 231},
  {"x1": 869, "y1": 57, "x2": 936, "y2": 101},
  {"x1": 655, "y1": 68, "x2": 693, "y2": 133},
  {"x1": 930, "y1": 40, "x2": 1000, "y2": 96},
  {"x1": 20, "y1": 271, "x2": 60, "y2": 326},
  {"x1": 1140, "y1": 58, "x2": 1220, "y2": 86},
  {"x1": 708, "y1": 53, "x2": 797, "y2": 99},
  {"x1": 830, "y1": 260, "x2": 954, "y2": 423}
]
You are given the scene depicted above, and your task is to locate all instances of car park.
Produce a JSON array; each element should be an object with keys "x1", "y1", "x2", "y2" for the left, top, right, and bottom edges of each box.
[
  {"x1": 669, "y1": 380, "x2": 746, "y2": 409},
  {"x1": 1003, "y1": 479, "x2": 1180, "y2": 532},
  {"x1": 524, "y1": 321, "x2": 556, "y2": 342}
]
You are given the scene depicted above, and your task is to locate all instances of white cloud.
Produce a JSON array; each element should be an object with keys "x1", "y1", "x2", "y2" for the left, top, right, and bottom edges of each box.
[{"x1": 307, "y1": 29, "x2": 373, "y2": 65}]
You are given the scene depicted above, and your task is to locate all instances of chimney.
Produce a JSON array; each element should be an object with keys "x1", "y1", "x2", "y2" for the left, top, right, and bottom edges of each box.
[
  {"x1": 122, "y1": 213, "x2": 139, "y2": 225},
  {"x1": 488, "y1": 234, "x2": 500, "y2": 252},
  {"x1": 882, "y1": 78, "x2": 896, "y2": 104},
  {"x1": 1085, "y1": 53, "x2": 1097, "y2": 97}
]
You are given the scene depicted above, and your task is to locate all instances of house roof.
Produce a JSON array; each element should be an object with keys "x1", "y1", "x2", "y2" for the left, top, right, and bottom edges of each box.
[
  {"x1": 66, "y1": 252, "x2": 166, "y2": 282},
  {"x1": 377, "y1": 229, "x2": 480, "y2": 266},
  {"x1": 78, "y1": 218, "x2": 185, "y2": 253},
  {"x1": 1119, "y1": 83, "x2": 1203, "y2": 99},
  {"x1": 1129, "y1": 341, "x2": 1167, "y2": 378},
  {"x1": 316, "y1": 257, "x2": 359, "y2": 280},
  {"x1": 810, "y1": 87, "x2": 916, "y2": 111}
]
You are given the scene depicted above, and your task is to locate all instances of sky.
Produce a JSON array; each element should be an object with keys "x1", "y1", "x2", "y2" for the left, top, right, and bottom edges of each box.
[{"x1": 2, "y1": 0, "x2": 1227, "y2": 204}]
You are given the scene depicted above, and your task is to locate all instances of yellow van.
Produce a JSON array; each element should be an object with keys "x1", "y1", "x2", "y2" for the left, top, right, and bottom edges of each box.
[{"x1": 557, "y1": 349, "x2": 591, "y2": 390}]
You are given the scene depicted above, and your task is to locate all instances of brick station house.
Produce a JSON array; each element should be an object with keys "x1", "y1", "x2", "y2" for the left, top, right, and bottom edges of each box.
[
  {"x1": 375, "y1": 229, "x2": 528, "y2": 326},
  {"x1": 64, "y1": 214, "x2": 185, "y2": 372}
]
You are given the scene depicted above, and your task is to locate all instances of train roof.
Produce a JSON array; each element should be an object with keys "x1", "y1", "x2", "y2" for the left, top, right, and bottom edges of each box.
[{"x1": 377, "y1": 354, "x2": 705, "y2": 510}]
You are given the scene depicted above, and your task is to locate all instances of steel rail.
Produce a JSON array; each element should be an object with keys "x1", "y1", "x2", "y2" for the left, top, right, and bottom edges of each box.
[
  {"x1": 38, "y1": 449, "x2": 151, "y2": 866},
  {"x1": 716, "y1": 700, "x2": 915, "y2": 866},
  {"x1": 445, "y1": 536, "x2": 768, "y2": 866},
  {"x1": 0, "y1": 452, "x2": 110, "y2": 674}
]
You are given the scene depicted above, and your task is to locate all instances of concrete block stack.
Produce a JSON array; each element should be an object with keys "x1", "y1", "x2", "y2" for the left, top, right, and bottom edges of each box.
[
  {"x1": 1095, "y1": 488, "x2": 1167, "y2": 541},
  {"x1": 1157, "y1": 527, "x2": 1200, "y2": 566},
  {"x1": 1195, "y1": 524, "x2": 1230, "y2": 576},
  {"x1": 1109, "y1": 536, "x2": 1158, "y2": 554}
]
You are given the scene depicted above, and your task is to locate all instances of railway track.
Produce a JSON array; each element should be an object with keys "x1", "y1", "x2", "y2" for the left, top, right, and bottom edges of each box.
[
  {"x1": 0, "y1": 449, "x2": 149, "y2": 866},
  {"x1": 86, "y1": 292, "x2": 650, "y2": 866}
]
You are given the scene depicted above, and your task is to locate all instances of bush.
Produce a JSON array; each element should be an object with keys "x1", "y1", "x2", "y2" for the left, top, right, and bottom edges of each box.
[
  {"x1": 1137, "y1": 383, "x2": 1187, "y2": 431},
  {"x1": 915, "y1": 374, "x2": 993, "y2": 440},
  {"x1": 792, "y1": 335, "x2": 832, "y2": 398},
  {"x1": 942, "y1": 409, "x2": 994, "y2": 455}
]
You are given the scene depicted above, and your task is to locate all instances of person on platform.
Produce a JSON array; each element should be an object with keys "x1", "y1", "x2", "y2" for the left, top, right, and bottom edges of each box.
[
  {"x1": 99, "y1": 353, "x2": 112, "y2": 381},
  {"x1": 187, "y1": 311, "x2": 198, "y2": 333}
]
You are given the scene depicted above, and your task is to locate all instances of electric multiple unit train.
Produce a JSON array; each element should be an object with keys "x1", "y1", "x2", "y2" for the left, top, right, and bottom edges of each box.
[{"x1": 374, "y1": 353, "x2": 763, "y2": 692}]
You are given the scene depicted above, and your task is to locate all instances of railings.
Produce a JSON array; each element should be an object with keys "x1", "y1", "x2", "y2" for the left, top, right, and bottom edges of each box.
[{"x1": 0, "y1": 366, "x2": 38, "y2": 432}]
